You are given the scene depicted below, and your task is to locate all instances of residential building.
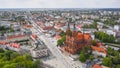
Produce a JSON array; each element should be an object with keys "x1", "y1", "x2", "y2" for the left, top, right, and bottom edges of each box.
[
  {"x1": 114, "y1": 25, "x2": 120, "y2": 31},
  {"x1": 91, "y1": 42, "x2": 107, "y2": 57}
]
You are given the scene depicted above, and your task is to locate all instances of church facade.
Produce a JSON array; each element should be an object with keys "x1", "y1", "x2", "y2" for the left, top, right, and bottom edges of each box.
[{"x1": 63, "y1": 23, "x2": 92, "y2": 54}]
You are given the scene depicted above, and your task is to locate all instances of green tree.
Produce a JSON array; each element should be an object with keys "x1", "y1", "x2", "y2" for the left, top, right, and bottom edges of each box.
[
  {"x1": 57, "y1": 39, "x2": 63, "y2": 46},
  {"x1": 68, "y1": 18, "x2": 72, "y2": 22},
  {"x1": 16, "y1": 62, "x2": 26, "y2": 68},
  {"x1": 94, "y1": 19, "x2": 101, "y2": 22},
  {"x1": 89, "y1": 55, "x2": 94, "y2": 61},
  {"x1": 4, "y1": 50, "x2": 13, "y2": 60},
  {"x1": 4, "y1": 63, "x2": 17, "y2": 68},
  {"x1": 79, "y1": 51, "x2": 86, "y2": 62},
  {"x1": 0, "y1": 48, "x2": 4, "y2": 53},
  {"x1": 94, "y1": 31, "x2": 115, "y2": 43},
  {"x1": 107, "y1": 47, "x2": 113, "y2": 55},
  {"x1": 102, "y1": 57, "x2": 112, "y2": 67},
  {"x1": 24, "y1": 53, "x2": 33, "y2": 61},
  {"x1": 33, "y1": 60, "x2": 43, "y2": 68},
  {"x1": 104, "y1": 19, "x2": 117, "y2": 26},
  {"x1": 10, "y1": 52, "x2": 20, "y2": 60},
  {"x1": 112, "y1": 56, "x2": 119, "y2": 64},
  {"x1": 116, "y1": 64, "x2": 120, "y2": 68},
  {"x1": 57, "y1": 34, "x2": 66, "y2": 46},
  {"x1": 0, "y1": 49, "x2": 42, "y2": 68},
  {"x1": 92, "y1": 40, "x2": 97, "y2": 46},
  {"x1": 61, "y1": 31, "x2": 66, "y2": 36},
  {"x1": 113, "y1": 51, "x2": 119, "y2": 56}
]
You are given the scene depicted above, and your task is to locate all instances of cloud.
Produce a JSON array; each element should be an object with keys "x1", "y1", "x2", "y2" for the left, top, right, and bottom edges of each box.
[{"x1": 0, "y1": 0, "x2": 120, "y2": 8}]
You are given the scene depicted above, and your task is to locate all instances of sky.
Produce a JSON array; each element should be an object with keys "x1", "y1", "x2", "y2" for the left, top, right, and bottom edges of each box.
[{"x1": 0, "y1": 0, "x2": 120, "y2": 8}]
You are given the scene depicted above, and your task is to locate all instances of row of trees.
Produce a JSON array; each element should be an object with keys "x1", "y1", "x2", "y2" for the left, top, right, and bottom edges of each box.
[
  {"x1": 93, "y1": 18, "x2": 118, "y2": 27},
  {"x1": 82, "y1": 22, "x2": 98, "y2": 29},
  {"x1": 102, "y1": 47, "x2": 120, "y2": 68},
  {"x1": 0, "y1": 48, "x2": 43, "y2": 68},
  {"x1": 57, "y1": 31, "x2": 66, "y2": 46},
  {"x1": 79, "y1": 46, "x2": 93, "y2": 62},
  {"x1": 94, "y1": 31, "x2": 115, "y2": 43},
  {"x1": 0, "y1": 26, "x2": 14, "y2": 34},
  {"x1": 104, "y1": 19, "x2": 118, "y2": 26}
]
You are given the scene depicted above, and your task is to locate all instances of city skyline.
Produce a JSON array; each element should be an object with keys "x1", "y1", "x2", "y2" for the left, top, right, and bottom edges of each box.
[{"x1": 0, "y1": 0, "x2": 120, "y2": 8}]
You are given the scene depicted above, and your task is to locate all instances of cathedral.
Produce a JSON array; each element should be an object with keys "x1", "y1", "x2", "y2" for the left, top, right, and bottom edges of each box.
[{"x1": 63, "y1": 22, "x2": 92, "y2": 54}]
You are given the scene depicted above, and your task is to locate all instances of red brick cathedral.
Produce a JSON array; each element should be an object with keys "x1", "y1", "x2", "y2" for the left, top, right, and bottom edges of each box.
[{"x1": 64, "y1": 22, "x2": 92, "y2": 54}]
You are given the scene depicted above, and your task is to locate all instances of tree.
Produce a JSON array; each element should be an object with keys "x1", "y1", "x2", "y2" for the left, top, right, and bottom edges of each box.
[
  {"x1": 94, "y1": 19, "x2": 101, "y2": 22},
  {"x1": 4, "y1": 63, "x2": 16, "y2": 68},
  {"x1": 61, "y1": 31, "x2": 66, "y2": 36},
  {"x1": 94, "y1": 31, "x2": 115, "y2": 43},
  {"x1": 89, "y1": 55, "x2": 94, "y2": 61},
  {"x1": 10, "y1": 52, "x2": 20, "y2": 60},
  {"x1": 33, "y1": 60, "x2": 43, "y2": 68},
  {"x1": 79, "y1": 51, "x2": 87, "y2": 62},
  {"x1": 82, "y1": 46, "x2": 90, "y2": 53},
  {"x1": 112, "y1": 56, "x2": 119, "y2": 64},
  {"x1": 113, "y1": 51, "x2": 119, "y2": 56},
  {"x1": 0, "y1": 48, "x2": 4, "y2": 53},
  {"x1": 16, "y1": 62, "x2": 26, "y2": 68},
  {"x1": 57, "y1": 34, "x2": 66, "y2": 46},
  {"x1": 104, "y1": 19, "x2": 117, "y2": 26},
  {"x1": 57, "y1": 39, "x2": 63, "y2": 46},
  {"x1": 68, "y1": 18, "x2": 72, "y2": 22},
  {"x1": 79, "y1": 46, "x2": 94, "y2": 63},
  {"x1": 4, "y1": 50, "x2": 13, "y2": 60},
  {"x1": 107, "y1": 47, "x2": 113, "y2": 55},
  {"x1": 0, "y1": 50, "x2": 42, "y2": 68},
  {"x1": 116, "y1": 65, "x2": 120, "y2": 68},
  {"x1": 24, "y1": 53, "x2": 33, "y2": 61},
  {"x1": 92, "y1": 40, "x2": 97, "y2": 46},
  {"x1": 16, "y1": 16, "x2": 26, "y2": 25},
  {"x1": 102, "y1": 57, "x2": 112, "y2": 67}
]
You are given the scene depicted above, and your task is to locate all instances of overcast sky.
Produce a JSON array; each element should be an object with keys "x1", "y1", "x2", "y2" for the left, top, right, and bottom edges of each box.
[{"x1": 0, "y1": 0, "x2": 120, "y2": 8}]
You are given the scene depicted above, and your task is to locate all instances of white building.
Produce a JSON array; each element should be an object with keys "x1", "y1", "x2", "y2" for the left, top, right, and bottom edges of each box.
[
  {"x1": 106, "y1": 30, "x2": 116, "y2": 37},
  {"x1": 31, "y1": 49, "x2": 48, "y2": 58},
  {"x1": 114, "y1": 25, "x2": 120, "y2": 31},
  {"x1": 99, "y1": 29, "x2": 116, "y2": 37}
]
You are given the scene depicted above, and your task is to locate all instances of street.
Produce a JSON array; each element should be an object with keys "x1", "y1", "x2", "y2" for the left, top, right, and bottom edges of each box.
[{"x1": 28, "y1": 11, "x2": 83, "y2": 68}]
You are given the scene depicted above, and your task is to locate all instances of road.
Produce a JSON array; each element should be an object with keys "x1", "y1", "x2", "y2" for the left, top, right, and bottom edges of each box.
[
  {"x1": 27, "y1": 11, "x2": 83, "y2": 68},
  {"x1": 32, "y1": 21, "x2": 72, "y2": 68},
  {"x1": 27, "y1": 11, "x2": 71, "y2": 68}
]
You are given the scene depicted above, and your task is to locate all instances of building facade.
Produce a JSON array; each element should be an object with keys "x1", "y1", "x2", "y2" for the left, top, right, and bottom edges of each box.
[{"x1": 64, "y1": 22, "x2": 92, "y2": 54}]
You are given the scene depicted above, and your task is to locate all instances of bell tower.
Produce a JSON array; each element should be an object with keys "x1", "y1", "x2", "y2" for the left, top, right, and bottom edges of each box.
[
  {"x1": 66, "y1": 22, "x2": 71, "y2": 35},
  {"x1": 72, "y1": 22, "x2": 77, "y2": 37}
]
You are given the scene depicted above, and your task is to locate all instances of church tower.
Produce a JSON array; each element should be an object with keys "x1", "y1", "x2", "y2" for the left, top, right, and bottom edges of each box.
[
  {"x1": 66, "y1": 22, "x2": 71, "y2": 36},
  {"x1": 72, "y1": 22, "x2": 77, "y2": 37}
]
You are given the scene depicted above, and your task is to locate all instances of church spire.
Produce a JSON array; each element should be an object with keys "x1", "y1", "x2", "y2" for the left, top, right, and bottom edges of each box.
[
  {"x1": 72, "y1": 22, "x2": 77, "y2": 37},
  {"x1": 66, "y1": 22, "x2": 71, "y2": 36},
  {"x1": 73, "y1": 22, "x2": 76, "y2": 30},
  {"x1": 67, "y1": 22, "x2": 70, "y2": 29}
]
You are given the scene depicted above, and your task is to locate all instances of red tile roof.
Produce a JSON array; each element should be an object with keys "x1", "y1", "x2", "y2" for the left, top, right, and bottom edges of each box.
[
  {"x1": 93, "y1": 64, "x2": 102, "y2": 68},
  {"x1": 91, "y1": 46, "x2": 107, "y2": 54},
  {"x1": 6, "y1": 34, "x2": 26, "y2": 39},
  {"x1": 10, "y1": 43, "x2": 20, "y2": 48},
  {"x1": 0, "y1": 41, "x2": 7, "y2": 45},
  {"x1": 31, "y1": 34, "x2": 38, "y2": 40},
  {"x1": 84, "y1": 34, "x2": 91, "y2": 39},
  {"x1": 42, "y1": 26, "x2": 54, "y2": 30},
  {"x1": 23, "y1": 25, "x2": 33, "y2": 28},
  {"x1": 55, "y1": 35, "x2": 62, "y2": 40}
]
